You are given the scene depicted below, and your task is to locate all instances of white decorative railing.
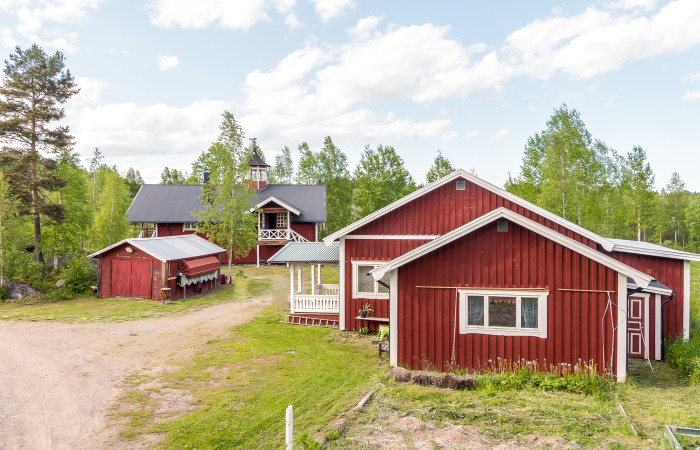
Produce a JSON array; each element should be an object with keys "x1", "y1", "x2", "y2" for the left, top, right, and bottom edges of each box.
[
  {"x1": 259, "y1": 228, "x2": 309, "y2": 242},
  {"x1": 314, "y1": 284, "x2": 339, "y2": 295},
  {"x1": 293, "y1": 294, "x2": 339, "y2": 313}
]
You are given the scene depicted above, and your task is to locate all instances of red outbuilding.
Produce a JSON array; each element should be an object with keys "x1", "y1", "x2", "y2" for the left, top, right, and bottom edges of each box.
[
  {"x1": 323, "y1": 170, "x2": 699, "y2": 382},
  {"x1": 89, "y1": 235, "x2": 225, "y2": 301}
]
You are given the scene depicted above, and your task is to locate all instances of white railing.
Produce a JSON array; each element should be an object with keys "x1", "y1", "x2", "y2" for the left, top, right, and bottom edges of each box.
[
  {"x1": 314, "y1": 284, "x2": 339, "y2": 295},
  {"x1": 259, "y1": 228, "x2": 309, "y2": 242},
  {"x1": 293, "y1": 294, "x2": 339, "y2": 313}
]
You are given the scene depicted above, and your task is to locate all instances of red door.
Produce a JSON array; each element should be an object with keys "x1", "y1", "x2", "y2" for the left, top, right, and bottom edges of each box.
[
  {"x1": 627, "y1": 296, "x2": 647, "y2": 359},
  {"x1": 111, "y1": 259, "x2": 152, "y2": 298}
]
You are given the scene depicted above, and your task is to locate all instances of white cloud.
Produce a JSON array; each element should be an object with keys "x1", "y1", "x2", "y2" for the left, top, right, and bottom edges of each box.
[
  {"x1": 684, "y1": 90, "x2": 700, "y2": 101},
  {"x1": 309, "y1": 0, "x2": 355, "y2": 22},
  {"x1": 157, "y1": 55, "x2": 180, "y2": 71},
  {"x1": 682, "y1": 70, "x2": 700, "y2": 81},
  {"x1": 146, "y1": 0, "x2": 270, "y2": 30},
  {"x1": 465, "y1": 130, "x2": 480, "y2": 138},
  {"x1": 607, "y1": 0, "x2": 658, "y2": 11},
  {"x1": 283, "y1": 13, "x2": 301, "y2": 29},
  {"x1": 494, "y1": 129, "x2": 510, "y2": 139},
  {"x1": 69, "y1": 76, "x2": 108, "y2": 106},
  {"x1": 442, "y1": 131, "x2": 458, "y2": 142},
  {"x1": 347, "y1": 15, "x2": 383, "y2": 40}
]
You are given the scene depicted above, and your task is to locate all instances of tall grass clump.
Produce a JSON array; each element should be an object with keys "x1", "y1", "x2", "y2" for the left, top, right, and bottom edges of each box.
[
  {"x1": 665, "y1": 336, "x2": 700, "y2": 384},
  {"x1": 468, "y1": 358, "x2": 612, "y2": 398}
]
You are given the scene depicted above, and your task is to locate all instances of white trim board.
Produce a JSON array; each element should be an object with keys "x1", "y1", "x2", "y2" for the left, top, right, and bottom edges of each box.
[
  {"x1": 344, "y1": 235, "x2": 440, "y2": 240},
  {"x1": 323, "y1": 169, "x2": 615, "y2": 252},
  {"x1": 684, "y1": 261, "x2": 690, "y2": 340},
  {"x1": 369, "y1": 207, "x2": 652, "y2": 289},
  {"x1": 251, "y1": 196, "x2": 302, "y2": 216},
  {"x1": 617, "y1": 273, "x2": 628, "y2": 383}
]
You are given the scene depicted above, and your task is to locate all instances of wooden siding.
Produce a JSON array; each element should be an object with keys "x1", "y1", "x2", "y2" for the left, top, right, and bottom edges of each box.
[
  {"x1": 343, "y1": 239, "x2": 431, "y2": 331},
  {"x1": 350, "y1": 177, "x2": 595, "y2": 248},
  {"x1": 395, "y1": 221, "x2": 620, "y2": 377},
  {"x1": 608, "y1": 252, "x2": 684, "y2": 339}
]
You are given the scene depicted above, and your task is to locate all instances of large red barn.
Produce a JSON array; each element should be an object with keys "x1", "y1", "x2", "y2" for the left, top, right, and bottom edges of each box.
[{"x1": 323, "y1": 170, "x2": 699, "y2": 382}]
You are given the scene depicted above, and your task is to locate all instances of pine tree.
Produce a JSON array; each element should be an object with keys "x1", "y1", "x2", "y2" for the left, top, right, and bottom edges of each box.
[{"x1": 0, "y1": 44, "x2": 79, "y2": 263}]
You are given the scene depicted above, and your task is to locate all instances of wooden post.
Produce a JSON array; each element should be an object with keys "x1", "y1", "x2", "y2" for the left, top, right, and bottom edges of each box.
[
  {"x1": 289, "y1": 264, "x2": 295, "y2": 314},
  {"x1": 256, "y1": 244, "x2": 260, "y2": 269},
  {"x1": 297, "y1": 268, "x2": 302, "y2": 293},
  {"x1": 317, "y1": 264, "x2": 321, "y2": 286},
  {"x1": 285, "y1": 405, "x2": 293, "y2": 450}
]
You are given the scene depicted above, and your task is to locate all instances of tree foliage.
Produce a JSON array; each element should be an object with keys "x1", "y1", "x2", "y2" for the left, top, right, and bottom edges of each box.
[
  {"x1": 269, "y1": 146, "x2": 294, "y2": 183},
  {"x1": 93, "y1": 168, "x2": 132, "y2": 249},
  {"x1": 426, "y1": 150, "x2": 455, "y2": 183},
  {"x1": 193, "y1": 112, "x2": 258, "y2": 282},
  {"x1": 623, "y1": 146, "x2": 656, "y2": 241},
  {"x1": 352, "y1": 144, "x2": 416, "y2": 220},
  {"x1": 160, "y1": 166, "x2": 188, "y2": 184},
  {"x1": 0, "y1": 44, "x2": 79, "y2": 264}
]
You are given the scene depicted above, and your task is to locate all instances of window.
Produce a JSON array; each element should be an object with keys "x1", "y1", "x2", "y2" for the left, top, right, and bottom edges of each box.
[
  {"x1": 183, "y1": 223, "x2": 197, "y2": 231},
  {"x1": 456, "y1": 180, "x2": 466, "y2": 190},
  {"x1": 459, "y1": 289, "x2": 548, "y2": 337},
  {"x1": 277, "y1": 213, "x2": 288, "y2": 228},
  {"x1": 352, "y1": 261, "x2": 390, "y2": 299}
]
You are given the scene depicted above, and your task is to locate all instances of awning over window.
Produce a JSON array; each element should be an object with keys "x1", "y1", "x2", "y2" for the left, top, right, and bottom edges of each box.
[
  {"x1": 178, "y1": 271, "x2": 218, "y2": 287},
  {"x1": 181, "y1": 256, "x2": 219, "y2": 277}
]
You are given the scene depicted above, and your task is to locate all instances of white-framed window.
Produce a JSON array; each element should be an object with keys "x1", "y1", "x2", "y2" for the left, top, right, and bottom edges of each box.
[
  {"x1": 458, "y1": 289, "x2": 548, "y2": 338},
  {"x1": 276, "y1": 213, "x2": 288, "y2": 228},
  {"x1": 183, "y1": 222, "x2": 198, "y2": 231},
  {"x1": 352, "y1": 261, "x2": 390, "y2": 299}
]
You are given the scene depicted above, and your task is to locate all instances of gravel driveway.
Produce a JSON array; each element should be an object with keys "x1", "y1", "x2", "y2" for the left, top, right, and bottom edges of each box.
[{"x1": 0, "y1": 295, "x2": 276, "y2": 449}]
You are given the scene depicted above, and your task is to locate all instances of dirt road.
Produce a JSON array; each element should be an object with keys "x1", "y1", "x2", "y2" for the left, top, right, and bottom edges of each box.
[{"x1": 0, "y1": 292, "x2": 280, "y2": 449}]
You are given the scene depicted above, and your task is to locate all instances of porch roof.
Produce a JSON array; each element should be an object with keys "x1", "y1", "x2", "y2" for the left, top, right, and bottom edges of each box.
[{"x1": 267, "y1": 242, "x2": 340, "y2": 263}]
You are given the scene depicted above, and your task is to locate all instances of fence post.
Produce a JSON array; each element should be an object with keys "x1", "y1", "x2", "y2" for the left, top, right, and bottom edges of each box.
[{"x1": 286, "y1": 404, "x2": 293, "y2": 449}]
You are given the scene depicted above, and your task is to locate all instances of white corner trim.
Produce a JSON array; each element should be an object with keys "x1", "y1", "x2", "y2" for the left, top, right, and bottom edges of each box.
[
  {"x1": 617, "y1": 273, "x2": 628, "y2": 383},
  {"x1": 351, "y1": 261, "x2": 390, "y2": 300},
  {"x1": 389, "y1": 269, "x2": 398, "y2": 367},
  {"x1": 655, "y1": 294, "x2": 662, "y2": 360},
  {"x1": 370, "y1": 207, "x2": 651, "y2": 288},
  {"x1": 339, "y1": 238, "x2": 346, "y2": 331},
  {"x1": 684, "y1": 261, "x2": 690, "y2": 341},
  {"x1": 322, "y1": 169, "x2": 615, "y2": 252},
  {"x1": 344, "y1": 235, "x2": 440, "y2": 240}
]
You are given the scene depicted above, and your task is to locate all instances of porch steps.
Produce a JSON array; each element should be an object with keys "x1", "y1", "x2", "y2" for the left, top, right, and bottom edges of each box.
[{"x1": 284, "y1": 314, "x2": 339, "y2": 328}]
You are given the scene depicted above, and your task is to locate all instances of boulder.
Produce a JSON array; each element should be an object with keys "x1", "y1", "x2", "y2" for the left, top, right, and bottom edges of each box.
[
  {"x1": 4, "y1": 279, "x2": 39, "y2": 301},
  {"x1": 55, "y1": 279, "x2": 66, "y2": 289},
  {"x1": 387, "y1": 367, "x2": 411, "y2": 383}
]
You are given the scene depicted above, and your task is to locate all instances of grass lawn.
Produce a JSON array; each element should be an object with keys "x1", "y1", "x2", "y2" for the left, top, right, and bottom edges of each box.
[
  {"x1": 0, "y1": 265, "x2": 282, "y2": 322},
  {"x1": 114, "y1": 311, "x2": 388, "y2": 448}
]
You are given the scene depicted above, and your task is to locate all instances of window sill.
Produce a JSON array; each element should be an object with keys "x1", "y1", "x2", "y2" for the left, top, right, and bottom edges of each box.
[{"x1": 461, "y1": 326, "x2": 546, "y2": 338}]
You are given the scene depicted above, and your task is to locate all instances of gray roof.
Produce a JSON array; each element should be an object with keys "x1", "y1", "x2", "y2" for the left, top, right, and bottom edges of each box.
[
  {"x1": 128, "y1": 184, "x2": 326, "y2": 223},
  {"x1": 610, "y1": 238, "x2": 700, "y2": 261},
  {"x1": 88, "y1": 235, "x2": 225, "y2": 261},
  {"x1": 627, "y1": 276, "x2": 674, "y2": 295},
  {"x1": 267, "y1": 242, "x2": 340, "y2": 263}
]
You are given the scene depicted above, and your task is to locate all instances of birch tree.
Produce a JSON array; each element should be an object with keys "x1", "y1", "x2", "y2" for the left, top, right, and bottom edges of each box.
[
  {"x1": 93, "y1": 168, "x2": 131, "y2": 249},
  {"x1": 623, "y1": 146, "x2": 656, "y2": 241},
  {"x1": 426, "y1": 150, "x2": 455, "y2": 183}
]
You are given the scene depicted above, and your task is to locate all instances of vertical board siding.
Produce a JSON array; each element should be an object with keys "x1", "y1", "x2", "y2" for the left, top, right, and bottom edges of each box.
[
  {"x1": 608, "y1": 252, "x2": 684, "y2": 339},
  {"x1": 349, "y1": 178, "x2": 595, "y2": 248},
  {"x1": 396, "y1": 221, "x2": 619, "y2": 377}
]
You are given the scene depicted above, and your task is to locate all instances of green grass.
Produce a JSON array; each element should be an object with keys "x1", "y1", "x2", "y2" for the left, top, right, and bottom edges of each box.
[
  {"x1": 114, "y1": 312, "x2": 387, "y2": 448},
  {"x1": 0, "y1": 265, "x2": 276, "y2": 322}
]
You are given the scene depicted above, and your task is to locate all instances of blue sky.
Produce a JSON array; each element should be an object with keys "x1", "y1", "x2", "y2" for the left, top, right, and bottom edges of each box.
[{"x1": 2, "y1": 0, "x2": 700, "y2": 191}]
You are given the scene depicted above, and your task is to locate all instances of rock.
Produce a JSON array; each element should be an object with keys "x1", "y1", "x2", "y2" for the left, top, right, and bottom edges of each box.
[
  {"x1": 10, "y1": 293, "x2": 22, "y2": 301},
  {"x1": 4, "y1": 279, "x2": 39, "y2": 301},
  {"x1": 387, "y1": 367, "x2": 411, "y2": 382},
  {"x1": 55, "y1": 279, "x2": 66, "y2": 289},
  {"x1": 445, "y1": 374, "x2": 474, "y2": 391}
]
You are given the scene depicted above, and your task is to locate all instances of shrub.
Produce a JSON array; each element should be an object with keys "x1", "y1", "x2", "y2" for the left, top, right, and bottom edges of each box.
[
  {"x1": 666, "y1": 336, "x2": 700, "y2": 384},
  {"x1": 0, "y1": 284, "x2": 8, "y2": 301},
  {"x1": 62, "y1": 255, "x2": 97, "y2": 295}
]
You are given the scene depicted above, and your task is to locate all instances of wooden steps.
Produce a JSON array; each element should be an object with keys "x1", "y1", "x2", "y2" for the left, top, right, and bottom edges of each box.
[{"x1": 285, "y1": 314, "x2": 339, "y2": 328}]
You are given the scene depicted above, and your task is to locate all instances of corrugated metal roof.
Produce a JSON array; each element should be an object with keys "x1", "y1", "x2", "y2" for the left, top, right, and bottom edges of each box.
[
  {"x1": 610, "y1": 238, "x2": 700, "y2": 261},
  {"x1": 128, "y1": 184, "x2": 326, "y2": 223},
  {"x1": 267, "y1": 242, "x2": 339, "y2": 263},
  {"x1": 88, "y1": 235, "x2": 225, "y2": 262}
]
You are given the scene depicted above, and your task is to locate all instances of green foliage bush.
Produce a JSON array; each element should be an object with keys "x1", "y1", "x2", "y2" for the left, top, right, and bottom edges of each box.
[
  {"x1": 63, "y1": 255, "x2": 97, "y2": 295},
  {"x1": 464, "y1": 358, "x2": 612, "y2": 398},
  {"x1": 666, "y1": 336, "x2": 700, "y2": 384},
  {"x1": 0, "y1": 284, "x2": 8, "y2": 301}
]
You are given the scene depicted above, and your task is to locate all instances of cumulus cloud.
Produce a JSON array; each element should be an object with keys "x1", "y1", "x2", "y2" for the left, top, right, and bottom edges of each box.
[
  {"x1": 682, "y1": 70, "x2": 700, "y2": 81},
  {"x1": 69, "y1": 76, "x2": 108, "y2": 106},
  {"x1": 494, "y1": 129, "x2": 510, "y2": 139},
  {"x1": 684, "y1": 90, "x2": 700, "y2": 101},
  {"x1": 146, "y1": 0, "x2": 270, "y2": 30},
  {"x1": 157, "y1": 55, "x2": 180, "y2": 71},
  {"x1": 310, "y1": 0, "x2": 355, "y2": 22},
  {"x1": 607, "y1": 0, "x2": 658, "y2": 11},
  {"x1": 347, "y1": 15, "x2": 383, "y2": 40}
]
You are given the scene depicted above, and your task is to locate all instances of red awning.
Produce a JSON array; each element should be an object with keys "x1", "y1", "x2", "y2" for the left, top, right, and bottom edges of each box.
[{"x1": 181, "y1": 256, "x2": 220, "y2": 277}]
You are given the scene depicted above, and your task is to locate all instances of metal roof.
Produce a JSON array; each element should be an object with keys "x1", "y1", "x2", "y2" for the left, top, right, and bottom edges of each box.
[
  {"x1": 267, "y1": 242, "x2": 340, "y2": 263},
  {"x1": 627, "y1": 277, "x2": 674, "y2": 296},
  {"x1": 128, "y1": 184, "x2": 326, "y2": 223},
  {"x1": 88, "y1": 235, "x2": 225, "y2": 262},
  {"x1": 248, "y1": 149, "x2": 269, "y2": 167},
  {"x1": 610, "y1": 238, "x2": 700, "y2": 261}
]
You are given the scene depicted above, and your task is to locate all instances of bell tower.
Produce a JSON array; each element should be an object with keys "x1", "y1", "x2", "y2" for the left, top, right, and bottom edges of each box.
[{"x1": 247, "y1": 145, "x2": 269, "y2": 190}]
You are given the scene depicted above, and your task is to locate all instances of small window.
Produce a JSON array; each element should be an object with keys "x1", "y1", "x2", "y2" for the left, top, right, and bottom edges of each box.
[
  {"x1": 183, "y1": 223, "x2": 197, "y2": 231},
  {"x1": 352, "y1": 261, "x2": 390, "y2": 299},
  {"x1": 459, "y1": 289, "x2": 548, "y2": 337},
  {"x1": 497, "y1": 220, "x2": 508, "y2": 232},
  {"x1": 456, "y1": 180, "x2": 466, "y2": 190},
  {"x1": 277, "y1": 213, "x2": 288, "y2": 228}
]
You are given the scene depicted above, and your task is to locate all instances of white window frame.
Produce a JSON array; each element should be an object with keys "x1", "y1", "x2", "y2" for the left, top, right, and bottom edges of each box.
[
  {"x1": 183, "y1": 222, "x2": 198, "y2": 231},
  {"x1": 351, "y1": 261, "x2": 390, "y2": 299},
  {"x1": 276, "y1": 213, "x2": 288, "y2": 228},
  {"x1": 458, "y1": 289, "x2": 548, "y2": 338}
]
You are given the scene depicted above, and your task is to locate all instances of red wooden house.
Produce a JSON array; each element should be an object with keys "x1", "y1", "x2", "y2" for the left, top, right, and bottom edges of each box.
[
  {"x1": 323, "y1": 170, "x2": 698, "y2": 381},
  {"x1": 127, "y1": 151, "x2": 327, "y2": 266},
  {"x1": 88, "y1": 235, "x2": 225, "y2": 301}
]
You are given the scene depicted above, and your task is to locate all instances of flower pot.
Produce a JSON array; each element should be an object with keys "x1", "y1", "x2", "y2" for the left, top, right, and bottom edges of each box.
[{"x1": 360, "y1": 310, "x2": 367, "y2": 318}]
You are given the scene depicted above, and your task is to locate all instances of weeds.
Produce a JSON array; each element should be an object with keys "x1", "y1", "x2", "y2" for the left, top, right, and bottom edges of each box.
[{"x1": 665, "y1": 336, "x2": 700, "y2": 384}]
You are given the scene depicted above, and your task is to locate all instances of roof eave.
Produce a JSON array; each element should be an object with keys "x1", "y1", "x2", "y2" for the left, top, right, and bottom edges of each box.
[{"x1": 612, "y1": 244, "x2": 700, "y2": 261}]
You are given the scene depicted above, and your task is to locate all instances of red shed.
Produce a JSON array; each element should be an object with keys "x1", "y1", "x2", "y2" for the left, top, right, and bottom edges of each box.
[
  {"x1": 89, "y1": 235, "x2": 225, "y2": 301},
  {"x1": 323, "y1": 170, "x2": 699, "y2": 382}
]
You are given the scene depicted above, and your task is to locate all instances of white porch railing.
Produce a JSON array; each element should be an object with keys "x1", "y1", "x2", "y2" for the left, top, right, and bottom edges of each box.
[
  {"x1": 314, "y1": 284, "x2": 339, "y2": 295},
  {"x1": 259, "y1": 228, "x2": 309, "y2": 242},
  {"x1": 293, "y1": 293, "x2": 339, "y2": 313}
]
